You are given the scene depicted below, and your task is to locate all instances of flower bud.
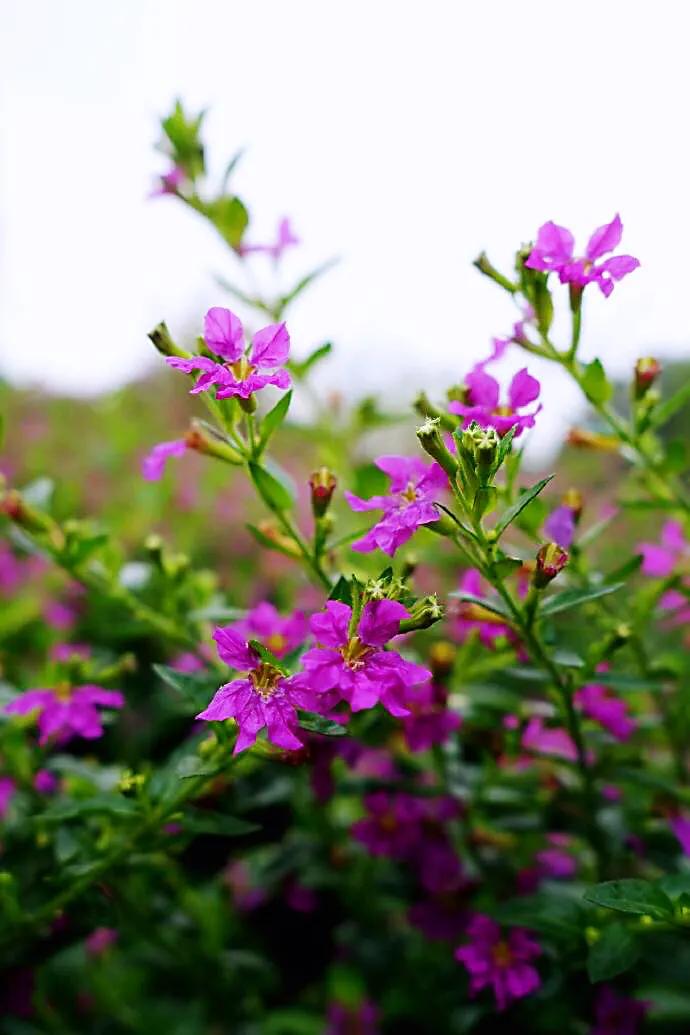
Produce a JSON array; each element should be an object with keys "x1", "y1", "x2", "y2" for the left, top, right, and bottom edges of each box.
[
  {"x1": 256, "y1": 520, "x2": 302, "y2": 558},
  {"x1": 634, "y1": 357, "x2": 661, "y2": 398},
  {"x1": 147, "y1": 321, "x2": 190, "y2": 359},
  {"x1": 533, "y1": 543, "x2": 568, "y2": 588},
  {"x1": 309, "y1": 467, "x2": 337, "y2": 518},
  {"x1": 429, "y1": 640, "x2": 457, "y2": 679},
  {"x1": 416, "y1": 419, "x2": 458, "y2": 478},
  {"x1": 185, "y1": 420, "x2": 243, "y2": 465},
  {"x1": 567, "y1": 428, "x2": 619, "y2": 452},
  {"x1": 398, "y1": 595, "x2": 444, "y2": 633},
  {"x1": 561, "y1": 488, "x2": 583, "y2": 520}
]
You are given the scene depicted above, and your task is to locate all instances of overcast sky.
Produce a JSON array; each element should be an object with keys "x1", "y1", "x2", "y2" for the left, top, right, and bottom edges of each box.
[{"x1": 2, "y1": 0, "x2": 689, "y2": 455}]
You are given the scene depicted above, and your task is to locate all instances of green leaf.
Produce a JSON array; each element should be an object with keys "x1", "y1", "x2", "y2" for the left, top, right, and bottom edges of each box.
[
  {"x1": 489, "y1": 556, "x2": 522, "y2": 579},
  {"x1": 540, "y1": 581, "x2": 625, "y2": 616},
  {"x1": 494, "y1": 892, "x2": 584, "y2": 940},
  {"x1": 495, "y1": 424, "x2": 517, "y2": 469},
  {"x1": 581, "y1": 358, "x2": 613, "y2": 404},
  {"x1": 206, "y1": 195, "x2": 250, "y2": 250},
  {"x1": 587, "y1": 922, "x2": 640, "y2": 982},
  {"x1": 153, "y1": 664, "x2": 218, "y2": 711},
  {"x1": 604, "y1": 554, "x2": 643, "y2": 583},
  {"x1": 279, "y1": 258, "x2": 339, "y2": 310},
  {"x1": 42, "y1": 794, "x2": 139, "y2": 822},
  {"x1": 448, "y1": 591, "x2": 510, "y2": 619},
  {"x1": 650, "y1": 377, "x2": 690, "y2": 428},
  {"x1": 298, "y1": 711, "x2": 347, "y2": 736},
  {"x1": 584, "y1": 879, "x2": 674, "y2": 920},
  {"x1": 493, "y1": 475, "x2": 554, "y2": 538},
  {"x1": 180, "y1": 807, "x2": 259, "y2": 837},
  {"x1": 249, "y1": 462, "x2": 295, "y2": 512},
  {"x1": 257, "y1": 390, "x2": 292, "y2": 454},
  {"x1": 246, "y1": 523, "x2": 298, "y2": 557},
  {"x1": 288, "y1": 342, "x2": 333, "y2": 380},
  {"x1": 248, "y1": 639, "x2": 287, "y2": 673},
  {"x1": 219, "y1": 148, "x2": 245, "y2": 192},
  {"x1": 328, "y1": 575, "x2": 352, "y2": 605}
]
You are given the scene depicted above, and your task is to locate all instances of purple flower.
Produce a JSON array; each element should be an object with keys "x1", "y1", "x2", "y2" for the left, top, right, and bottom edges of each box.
[
  {"x1": 0, "y1": 777, "x2": 16, "y2": 818},
  {"x1": 86, "y1": 927, "x2": 118, "y2": 957},
  {"x1": 141, "y1": 438, "x2": 188, "y2": 481},
  {"x1": 521, "y1": 718, "x2": 577, "y2": 762},
  {"x1": 543, "y1": 505, "x2": 577, "y2": 549},
  {"x1": 326, "y1": 1000, "x2": 379, "y2": 1035},
  {"x1": 401, "y1": 681, "x2": 461, "y2": 752},
  {"x1": 352, "y1": 791, "x2": 426, "y2": 857},
  {"x1": 5, "y1": 684, "x2": 124, "y2": 745},
  {"x1": 670, "y1": 814, "x2": 690, "y2": 855},
  {"x1": 590, "y1": 986, "x2": 649, "y2": 1035},
  {"x1": 452, "y1": 570, "x2": 517, "y2": 650},
  {"x1": 149, "y1": 165, "x2": 185, "y2": 198},
  {"x1": 525, "y1": 215, "x2": 640, "y2": 297},
  {"x1": 0, "y1": 542, "x2": 22, "y2": 595},
  {"x1": 638, "y1": 520, "x2": 687, "y2": 577},
  {"x1": 455, "y1": 914, "x2": 541, "y2": 1011},
  {"x1": 300, "y1": 600, "x2": 430, "y2": 716},
  {"x1": 449, "y1": 339, "x2": 541, "y2": 437},
  {"x1": 575, "y1": 682, "x2": 636, "y2": 741},
  {"x1": 33, "y1": 770, "x2": 58, "y2": 795},
  {"x1": 344, "y1": 456, "x2": 447, "y2": 556},
  {"x1": 167, "y1": 307, "x2": 291, "y2": 401},
  {"x1": 196, "y1": 626, "x2": 320, "y2": 753},
  {"x1": 171, "y1": 651, "x2": 206, "y2": 673},
  {"x1": 231, "y1": 601, "x2": 308, "y2": 658},
  {"x1": 239, "y1": 217, "x2": 299, "y2": 260}
]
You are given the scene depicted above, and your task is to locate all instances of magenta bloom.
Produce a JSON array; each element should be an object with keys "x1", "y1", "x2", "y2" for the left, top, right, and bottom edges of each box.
[
  {"x1": 670, "y1": 814, "x2": 690, "y2": 855},
  {"x1": 196, "y1": 626, "x2": 320, "y2": 753},
  {"x1": 231, "y1": 601, "x2": 308, "y2": 659},
  {"x1": 34, "y1": 770, "x2": 58, "y2": 795},
  {"x1": 521, "y1": 718, "x2": 577, "y2": 762},
  {"x1": 544, "y1": 505, "x2": 576, "y2": 549},
  {"x1": 452, "y1": 569, "x2": 516, "y2": 649},
  {"x1": 352, "y1": 791, "x2": 425, "y2": 858},
  {"x1": 300, "y1": 600, "x2": 430, "y2": 716},
  {"x1": 590, "y1": 986, "x2": 649, "y2": 1035},
  {"x1": 0, "y1": 542, "x2": 23, "y2": 595},
  {"x1": 5, "y1": 684, "x2": 124, "y2": 745},
  {"x1": 455, "y1": 914, "x2": 541, "y2": 1011},
  {"x1": 345, "y1": 456, "x2": 447, "y2": 556},
  {"x1": 575, "y1": 682, "x2": 636, "y2": 741},
  {"x1": 326, "y1": 1000, "x2": 379, "y2": 1035},
  {"x1": 639, "y1": 520, "x2": 687, "y2": 578},
  {"x1": 141, "y1": 438, "x2": 188, "y2": 481},
  {"x1": 239, "y1": 217, "x2": 299, "y2": 261},
  {"x1": 0, "y1": 777, "x2": 16, "y2": 819},
  {"x1": 150, "y1": 165, "x2": 185, "y2": 198},
  {"x1": 86, "y1": 927, "x2": 118, "y2": 957},
  {"x1": 525, "y1": 215, "x2": 639, "y2": 297},
  {"x1": 401, "y1": 681, "x2": 461, "y2": 752},
  {"x1": 449, "y1": 340, "x2": 541, "y2": 437},
  {"x1": 167, "y1": 307, "x2": 290, "y2": 401}
]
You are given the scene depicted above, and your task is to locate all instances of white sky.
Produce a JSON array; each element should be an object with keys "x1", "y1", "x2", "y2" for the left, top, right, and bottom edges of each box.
[{"x1": 2, "y1": 0, "x2": 690, "y2": 455}]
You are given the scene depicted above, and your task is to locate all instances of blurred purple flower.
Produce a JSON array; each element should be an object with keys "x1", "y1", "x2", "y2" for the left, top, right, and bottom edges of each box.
[
  {"x1": 544, "y1": 505, "x2": 577, "y2": 549},
  {"x1": 590, "y1": 985, "x2": 649, "y2": 1035},
  {"x1": 239, "y1": 217, "x2": 299, "y2": 260},
  {"x1": 401, "y1": 681, "x2": 461, "y2": 752},
  {"x1": 455, "y1": 914, "x2": 541, "y2": 1010},
  {"x1": 521, "y1": 718, "x2": 577, "y2": 762},
  {"x1": 231, "y1": 601, "x2": 309, "y2": 658},
  {"x1": 5, "y1": 684, "x2": 124, "y2": 745},
  {"x1": 141, "y1": 438, "x2": 188, "y2": 481}
]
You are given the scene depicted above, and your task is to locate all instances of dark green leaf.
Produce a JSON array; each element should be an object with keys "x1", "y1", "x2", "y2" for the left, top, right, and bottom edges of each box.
[
  {"x1": 328, "y1": 575, "x2": 352, "y2": 605},
  {"x1": 540, "y1": 582, "x2": 625, "y2": 616},
  {"x1": 206, "y1": 195, "x2": 250, "y2": 250},
  {"x1": 493, "y1": 476, "x2": 553, "y2": 537},
  {"x1": 587, "y1": 922, "x2": 640, "y2": 982},
  {"x1": 181, "y1": 807, "x2": 259, "y2": 837},
  {"x1": 584, "y1": 879, "x2": 674, "y2": 919},
  {"x1": 42, "y1": 794, "x2": 139, "y2": 822},
  {"x1": 489, "y1": 556, "x2": 522, "y2": 579},
  {"x1": 581, "y1": 358, "x2": 613, "y2": 404},
  {"x1": 153, "y1": 664, "x2": 218, "y2": 711},
  {"x1": 249, "y1": 462, "x2": 295, "y2": 512},
  {"x1": 650, "y1": 377, "x2": 690, "y2": 428},
  {"x1": 257, "y1": 390, "x2": 292, "y2": 454},
  {"x1": 298, "y1": 711, "x2": 347, "y2": 736},
  {"x1": 248, "y1": 639, "x2": 287, "y2": 673}
]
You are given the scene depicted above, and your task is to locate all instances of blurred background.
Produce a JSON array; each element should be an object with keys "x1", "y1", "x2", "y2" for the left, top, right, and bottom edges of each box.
[{"x1": 2, "y1": 0, "x2": 690, "y2": 457}]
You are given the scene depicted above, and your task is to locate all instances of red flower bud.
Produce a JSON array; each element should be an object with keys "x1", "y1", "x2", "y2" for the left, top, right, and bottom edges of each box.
[
  {"x1": 634, "y1": 357, "x2": 661, "y2": 397},
  {"x1": 534, "y1": 542, "x2": 568, "y2": 588},
  {"x1": 309, "y1": 468, "x2": 337, "y2": 518}
]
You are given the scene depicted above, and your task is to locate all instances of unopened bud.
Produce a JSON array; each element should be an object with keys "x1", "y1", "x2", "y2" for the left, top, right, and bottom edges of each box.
[
  {"x1": 634, "y1": 357, "x2": 661, "y2": 398},
  {"x1": 533, "y1": 543, "x2": 568, "y2": 588},
  {"x1": 416, "y1": 419, "x2": 458, "y2": 478},
  {"x1": 148, "y1": 321, "x2": 190, "y2": 359},
  {"x1": 561, "y1": 488, "x2": 583, "y2": 520},
  {"x1": 256, "y1": 520, "x2": 302, "y2": 558},
  {"x1": 398, "y1": 595, "x2": 444, "y2": 633},
  {"x1": 185, "y1": 420, "x2": 243, "y2": 465},
  {"x1": 567, "y1": 428, "x2": 619, "y2": 452},
  {"x1": 429, "y1": 640, "x2": 457, "y2": 679},
  {"x1": 309, "y1": 467, "x2": 337, "y2": 518},
  {"x1": 473, "y1": 251, "x2": 518, "y2": 294},
  {"x1": 0, "y1": 489, "x2": 57, "y2": 536}
]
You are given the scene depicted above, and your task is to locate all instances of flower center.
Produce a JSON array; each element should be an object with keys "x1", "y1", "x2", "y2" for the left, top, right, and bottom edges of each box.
[
  {"x1": 249, "y1": 662, "x2": 283, "y2": 701},
  {"x1": 54, "y1": 681, "x2": 73, "y2": 702},
  {"x1": 229, "y1": 356, "x2": 253, "y2": 381},
  {"x1": 340, "y1": 636, "x2": 373, "y2": 671},
  {"x1": 379, "y1": 813, "x2": 398, "y2": 833},
  {"x1": 491, "y1": 940, "x2": 513, "y2": 968},
  {"x1": 400, "y1": 481, "x2": 419, "y2": 503},
  {"x1": 493, "y1": 405, "x2": 514, "y2": 417},
  {"x1": 266, "y1": 633, "x2": 287, "y2": 656}
]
